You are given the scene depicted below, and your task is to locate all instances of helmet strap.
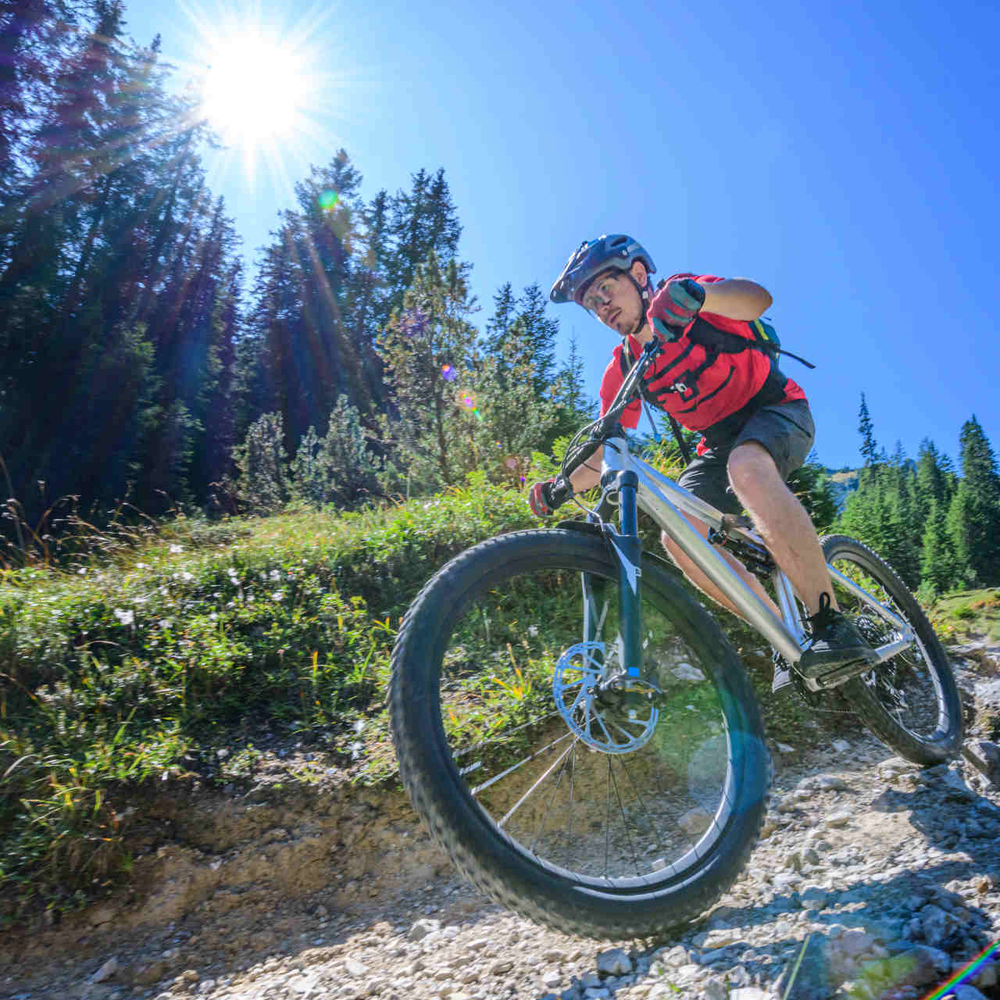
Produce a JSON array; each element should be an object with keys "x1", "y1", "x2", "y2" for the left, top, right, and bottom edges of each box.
[{"x1": 624, "y1": 271, "x2": 653, "y2": 339}]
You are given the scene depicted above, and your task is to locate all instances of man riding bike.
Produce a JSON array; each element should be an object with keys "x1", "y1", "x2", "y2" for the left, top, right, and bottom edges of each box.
[{"x1": 530, "y1": 234, "x2": 876, "y2": 674}]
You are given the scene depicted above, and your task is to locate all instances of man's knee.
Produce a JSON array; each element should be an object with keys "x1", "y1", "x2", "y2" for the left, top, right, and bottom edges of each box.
[{"x1": 727, "y1": 441, "x2": 781, "y2": 494}]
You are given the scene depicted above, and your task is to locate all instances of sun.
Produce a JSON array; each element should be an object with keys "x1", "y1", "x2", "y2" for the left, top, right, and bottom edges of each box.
[{"x1": 201, "y1": 31, "x2": 311, "y2": 145}]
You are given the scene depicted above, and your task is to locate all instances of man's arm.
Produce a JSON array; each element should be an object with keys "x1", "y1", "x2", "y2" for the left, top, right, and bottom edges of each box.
[
  {"x1": 569, "y1": 444, "x2": 604, "y2": 494},
  {"x1": 700, "y1": 278, "x2": 772, "y2": 321}
]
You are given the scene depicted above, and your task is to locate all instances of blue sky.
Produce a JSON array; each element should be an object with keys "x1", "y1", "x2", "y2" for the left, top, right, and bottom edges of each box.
[{"x1": 123, "y1": 0, "x2": 1000, "y2": 470}]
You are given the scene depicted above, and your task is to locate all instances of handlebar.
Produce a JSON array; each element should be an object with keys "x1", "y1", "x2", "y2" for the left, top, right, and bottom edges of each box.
[{"x1": 548, "y1": 339, "x2": 663, "y2": 508}]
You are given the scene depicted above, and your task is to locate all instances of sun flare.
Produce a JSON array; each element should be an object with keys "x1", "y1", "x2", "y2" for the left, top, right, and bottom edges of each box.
[{"x1": 201, "y1": 32, "x2": 311, "y2": 144}]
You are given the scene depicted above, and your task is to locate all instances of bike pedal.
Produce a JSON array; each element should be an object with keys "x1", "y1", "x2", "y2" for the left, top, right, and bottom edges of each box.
[{"x1": 803, "y1": 657, "x2": 875, "y2": 692}]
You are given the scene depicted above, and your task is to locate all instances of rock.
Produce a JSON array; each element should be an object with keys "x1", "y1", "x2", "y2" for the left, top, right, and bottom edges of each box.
[
  {"x1": 954, "y1": 987, "x2": 988, "y2": 1000},
  {"x1": 825, "y1": 810, "x2": 852, "y2": 828},
  {"x1": 344, "y1": 959, "x2": 368, "y2": 977},
  {"x1": 905, "y1": 945, "x2": 951, "y2": 981},
  {"x1": 672, "y1": 663, "x2": 705, "y2": 682},
  {"x1": 91, "y1": 957, "x2": 118, "y2": 983},
  {"x1": 408, "y1": 918, "x2": 441, "y2": 941},
  {"x1": 87, "y1": 903, "x2": 117, "y2": 927},
  {"x1": 962, "y1": 740, "x2": 1000, "y2": 782},
  {"x1": 596, "y1": 949, "x2": 632, "y2": 976},
  {"x1": 919, "y1": 904, "x2": 958, "y2": 948},
  {"x1": 728, "y1": 989, "x2": 770, "y2": 1000},
  {"x1": 942, "y1": 770, "x2": 976, "y2": 801},
  {"x1": 773, "y1": 935, "x2": 830, "y2": 1000},
  {"x1": 702, "y1": 981, "x2": 728, "y2": 1000},
  {"x1": 838, "y1": 930, "x2": 878, "y2": 958},
  {"x1": 799, "y1": 774, "x2": 849, "y2": 793},
  {"x1": 678, "y1": 807, "x2": 713, "y2": 836},
  {"x1": 131, "y1": 960, "x2": 168, "y2": 986}
]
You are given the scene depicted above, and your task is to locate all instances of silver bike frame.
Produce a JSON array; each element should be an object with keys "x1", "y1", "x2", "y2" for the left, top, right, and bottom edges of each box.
[{"x1": 600, "y1": 435, "x2": 915, "y2": 675}]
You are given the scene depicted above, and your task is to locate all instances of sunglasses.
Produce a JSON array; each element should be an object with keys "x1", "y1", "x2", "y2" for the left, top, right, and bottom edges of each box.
[{"x1": 582, "y1": 274, "x2": 618, "y2": 314}]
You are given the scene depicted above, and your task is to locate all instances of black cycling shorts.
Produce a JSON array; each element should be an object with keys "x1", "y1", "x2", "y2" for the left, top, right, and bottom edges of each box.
[{"x1": 676, "y1": 399, "x2": 816, "y2": 516}]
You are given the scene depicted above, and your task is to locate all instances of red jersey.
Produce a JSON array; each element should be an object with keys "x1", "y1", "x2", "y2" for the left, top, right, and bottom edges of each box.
[{"x1": 598, "y1": 274, "x2": 806, "y2": 452}]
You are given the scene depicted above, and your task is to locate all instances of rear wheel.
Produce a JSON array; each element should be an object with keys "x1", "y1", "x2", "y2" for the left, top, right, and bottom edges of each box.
[
  {"x1": 389, "y1": 528, "x2": 770, "y2": 938},
  {"x1": 821, "y1": 534, "x2": 963, "y2": 764}
]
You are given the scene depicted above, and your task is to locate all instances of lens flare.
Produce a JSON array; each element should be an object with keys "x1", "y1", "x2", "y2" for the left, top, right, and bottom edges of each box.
[
  {"x1": 441, "y1": 365, "x2": 457, "y2": 382},
  {"x1": 318, "y1": 189, "x2": 339, "y2": 210},
  {"x1": 401, "y1": 308, "x2": 428, "y2": 336}
]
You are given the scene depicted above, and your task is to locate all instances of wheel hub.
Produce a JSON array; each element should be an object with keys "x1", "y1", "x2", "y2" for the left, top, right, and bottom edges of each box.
[{"x1": 552, "y1": 641, "x2": 658, "y2": 753}]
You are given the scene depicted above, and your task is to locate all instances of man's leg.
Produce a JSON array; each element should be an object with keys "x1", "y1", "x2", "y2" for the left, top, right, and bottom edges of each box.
[
  {"x1": 661, "y1": 444, "x2": 780, "y2": 622},
  {"x1": 725, "y1": 441, "x2": 833, "y2": 615},
  {"x1": 659, "y1": 518, "x2": 782, "y2": 620}
]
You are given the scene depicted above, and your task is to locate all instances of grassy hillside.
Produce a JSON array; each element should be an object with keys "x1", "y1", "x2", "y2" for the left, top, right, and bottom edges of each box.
[
  {"x1": 0, "y1": 478, "x2": 536, "y2": 924},
  {"x1": 2, "y1": 480, "x2": 992, "y2": 927}
]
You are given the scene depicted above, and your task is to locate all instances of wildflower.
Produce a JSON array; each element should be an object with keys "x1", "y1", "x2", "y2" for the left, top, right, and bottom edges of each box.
[
  {"x1": 180, "y1": 571, "x2": 194, "y2": 583},
  {"x1": 269, "y1": 569, "x2": 280, "y2": 581},
  {"x1": 169, "y1": 544, "x2": 183, "y2": 554},
  {"x1": 113, "y1": 608, "x2": 135, "y2": 626},
  {"x1": 272, "y1": 591, "x2": 284, "y2": 601},
  {"x1": 528, "y1": 625, "x2": 539, "y2": 637},
  {"x1": 159, "y1": 619, "x2": 170, "y2": 629},
  {"x1": 78, "y1": 567, "x2": 87, "y2": 575}
]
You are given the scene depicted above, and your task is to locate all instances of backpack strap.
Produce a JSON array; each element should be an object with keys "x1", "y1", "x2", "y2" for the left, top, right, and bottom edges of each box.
[{"x1": 620, "y1": 339, "x2": 692, "y2": 465}]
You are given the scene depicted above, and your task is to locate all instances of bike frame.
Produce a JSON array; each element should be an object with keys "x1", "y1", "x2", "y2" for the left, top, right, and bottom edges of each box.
[{"x1": 594, "y1": 434, "x2": 917, "y2": 689}]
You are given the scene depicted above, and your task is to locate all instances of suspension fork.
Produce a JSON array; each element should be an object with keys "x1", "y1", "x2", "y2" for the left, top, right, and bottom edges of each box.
[
  {"x1": 613, "y1": 470, "x2": 643, "y2": 677},
  {"x1": 579, "y1": 472, "x2": 643, "y2": 677}
]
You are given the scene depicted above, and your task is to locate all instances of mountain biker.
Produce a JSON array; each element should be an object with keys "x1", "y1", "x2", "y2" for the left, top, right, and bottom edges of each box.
[{"x1": 530, "y1": 234, "x2": 877, "y2": 675}]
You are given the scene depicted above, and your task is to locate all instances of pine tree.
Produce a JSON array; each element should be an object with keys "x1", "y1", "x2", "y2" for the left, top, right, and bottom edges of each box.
[
  {"x1": 857, "y1": 393, "x2": 879, "y2": 471},
  {"x1": 376, "y1": 252, "x2": 480, "y2": 493},
  {"x1": 920, "y1": 497, "x2": 957, "y2": 596},
  {"x1": 949, "y1": 416, "x2": 1000, "y2": 586},
  {"x1": 915, "y1": 438, "x2": 952, "y2": 520},
  {"x1": 554, "y1": 331, "x2": 595, "y2": 425}
]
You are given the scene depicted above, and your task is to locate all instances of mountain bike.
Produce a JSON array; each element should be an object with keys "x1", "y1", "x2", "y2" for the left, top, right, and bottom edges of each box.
[{"x1": 388, "y1": 340, "x2": 963, "y2": 939}]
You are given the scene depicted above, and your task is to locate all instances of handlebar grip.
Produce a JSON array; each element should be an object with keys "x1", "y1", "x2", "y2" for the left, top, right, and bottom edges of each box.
[{"x1": 549, "y1": 477, "x2": 574, "y2": 508}]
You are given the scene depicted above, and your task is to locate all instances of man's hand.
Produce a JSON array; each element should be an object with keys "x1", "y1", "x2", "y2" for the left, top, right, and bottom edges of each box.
[
  {"x1": 528, "y1": 480, "x2": 557, "y2": 517},
  {"x1": 648, "y1": 278, "x2": 706, "y2": 337}
]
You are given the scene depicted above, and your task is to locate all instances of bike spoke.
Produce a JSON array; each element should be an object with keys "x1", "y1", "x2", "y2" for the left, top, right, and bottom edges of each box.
[{"x1": 437, "y1": 559, "x2": 738, "y2": 885}]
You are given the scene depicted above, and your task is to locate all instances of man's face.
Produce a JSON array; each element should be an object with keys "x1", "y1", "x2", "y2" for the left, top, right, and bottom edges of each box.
[{"x1": 581, "y1": 263, "x2": 646, "y2": 336}]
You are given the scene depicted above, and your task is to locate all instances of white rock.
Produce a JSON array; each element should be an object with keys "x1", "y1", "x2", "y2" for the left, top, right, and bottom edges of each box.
[
  {"x1": 542, "y1": 968, "x2": 563, "y2": 987},
  {"x1": 91, "y1": 957, "x2": 118, "y2": 983},
  {"x1": 729, "y1": 989, "x2": 771, "y2": 1000},
  {"x1": 344, "y1": 959, "x2": 368, "y2": 977},
  {"x1": 408, "y1": 917, "x2": 441, "y2": 941},
  {"x1": 678, "y1": 807, "x2": 713, "y2": 836},
  {"x1": 596, "y1": 948, "x2": 633, "y2": 976},
  {"x1": 672, "y1": 663, "x2": 706, "y2": 681}
]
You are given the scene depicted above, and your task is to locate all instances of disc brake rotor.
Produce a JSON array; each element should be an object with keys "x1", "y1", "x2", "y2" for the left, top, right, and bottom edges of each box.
[{"x1": 552, "y1": 641, "x2": 658, "y2": 753}]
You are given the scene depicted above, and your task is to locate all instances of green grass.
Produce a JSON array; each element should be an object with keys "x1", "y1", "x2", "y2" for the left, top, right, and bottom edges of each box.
[
  {"x1": 3, "y1": 470, "x2": 993, "y2": 927},
  {"x1": 927, "y1": 587, "x2": 1000, "y2": 642},
  {"x1": 0, "y1": 476, "x2": 535, "y2": 924}
]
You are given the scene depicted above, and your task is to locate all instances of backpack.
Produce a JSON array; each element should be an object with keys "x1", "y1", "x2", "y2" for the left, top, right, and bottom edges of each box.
[{"x1": 618, "y1": 315, "x2": 815, "y2": 464}]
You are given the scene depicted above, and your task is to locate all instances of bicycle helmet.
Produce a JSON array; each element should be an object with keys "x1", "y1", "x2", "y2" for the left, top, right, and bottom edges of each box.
[{"x1": 549, "y1": 234, "x2": 657, "y2": 306}]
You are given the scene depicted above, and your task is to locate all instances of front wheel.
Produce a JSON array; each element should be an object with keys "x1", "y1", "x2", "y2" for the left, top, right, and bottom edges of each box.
[
  {"x1": 821, "y1": 534, "x2": 963, "y2": 764},
  {"x1": 389, "y1": 528, "x2": 769, "y2": 939}
]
